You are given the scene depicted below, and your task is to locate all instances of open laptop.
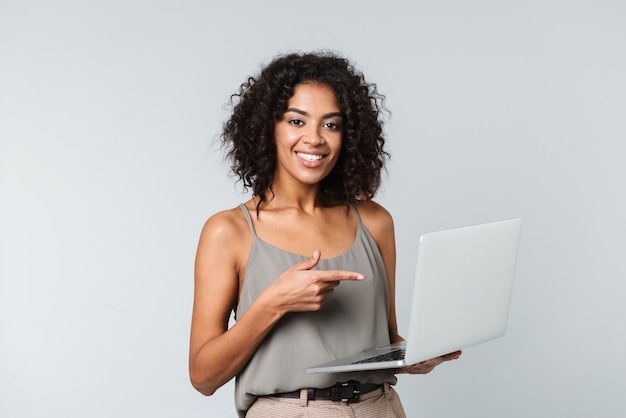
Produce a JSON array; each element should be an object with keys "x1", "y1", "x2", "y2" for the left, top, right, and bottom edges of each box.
[{"x1": 305, "y1": 218, "x2": 522, "y2": 373}]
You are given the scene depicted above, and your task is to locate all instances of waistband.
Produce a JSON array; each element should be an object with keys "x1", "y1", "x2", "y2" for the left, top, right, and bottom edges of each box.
[{"x1": 269, "y1": 381, "x2": 381, "y2": 403}]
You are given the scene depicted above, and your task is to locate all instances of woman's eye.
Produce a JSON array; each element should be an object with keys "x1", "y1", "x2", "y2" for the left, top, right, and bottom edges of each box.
[
  {"x1": 288, "y1": 119, "x2": 304, "y2": 126},
  {"x1": 324, "y1": 122, "x2": 341, "y2": 130}
]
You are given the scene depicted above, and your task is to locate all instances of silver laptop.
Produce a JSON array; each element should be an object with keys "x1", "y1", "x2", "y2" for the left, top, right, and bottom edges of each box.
[{"x1": 305, "y1": 218, "x2": 522, "y2": 373}]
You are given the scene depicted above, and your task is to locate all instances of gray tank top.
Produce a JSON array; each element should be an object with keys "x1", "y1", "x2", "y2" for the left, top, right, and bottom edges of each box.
[{"x1": 235, "y1": 203, "x2": 397, "y2": 416}]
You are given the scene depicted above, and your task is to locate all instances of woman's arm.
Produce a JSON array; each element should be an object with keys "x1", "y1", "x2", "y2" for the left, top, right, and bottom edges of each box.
[
  {"x1": 188, "y1": 209, "x2": 280, "y2": 395},
  {"x1": 188, "y1": 208, "x2": 365, "y2": 396}
]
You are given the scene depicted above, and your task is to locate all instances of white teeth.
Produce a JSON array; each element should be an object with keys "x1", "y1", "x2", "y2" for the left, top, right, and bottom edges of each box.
[{"x1": 296, "y1": 152, "x2": 323, "y2": 162}]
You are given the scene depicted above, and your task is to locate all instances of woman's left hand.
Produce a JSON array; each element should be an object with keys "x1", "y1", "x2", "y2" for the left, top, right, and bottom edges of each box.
[{"x1": 395, "y1": 350, "x2": 462, "y2": 374}]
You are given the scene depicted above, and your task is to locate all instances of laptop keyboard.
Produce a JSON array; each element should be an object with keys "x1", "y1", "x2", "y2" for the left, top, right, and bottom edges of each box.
[{"x1": 352, "y1": 348, "x2": 405, "y2": 364}]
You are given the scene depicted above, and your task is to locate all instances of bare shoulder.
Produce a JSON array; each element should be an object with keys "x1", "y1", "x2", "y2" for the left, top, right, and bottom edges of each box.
[
  {"x1": 200, "y1": 205, "x2": 248, "y2": 240},
  {"x1": 354, "y1": 200, "x2": 394, "y2": 238},
  {"x1": 197, "y1": 204, "x2": 251, "y2": 260}
]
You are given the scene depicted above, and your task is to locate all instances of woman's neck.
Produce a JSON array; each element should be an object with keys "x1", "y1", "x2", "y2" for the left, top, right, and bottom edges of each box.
[{"x1": 257, "y1": 183, "x2": 339, "y2": 213}]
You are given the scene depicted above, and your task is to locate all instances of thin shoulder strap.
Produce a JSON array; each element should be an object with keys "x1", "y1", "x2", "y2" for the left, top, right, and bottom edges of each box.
[
  {"x1": 348, "y1": 202, "x2": 362, "y2": 224},
  {"x1": 238, "y1": 203, "x2": 257, "y2": 237}
]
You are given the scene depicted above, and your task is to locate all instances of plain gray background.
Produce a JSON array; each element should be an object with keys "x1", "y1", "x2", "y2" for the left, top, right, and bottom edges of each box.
[{"x1": 1, "y1": 1, "x2": 625, "y2": 417}]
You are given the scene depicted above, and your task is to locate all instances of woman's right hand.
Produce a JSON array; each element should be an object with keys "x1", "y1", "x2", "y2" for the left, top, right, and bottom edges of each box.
[{"x1": 268, "y1": 250, "x2": 364, "y2": 314}]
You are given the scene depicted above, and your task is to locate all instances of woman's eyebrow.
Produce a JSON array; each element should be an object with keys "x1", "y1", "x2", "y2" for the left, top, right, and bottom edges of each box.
[
  {"x1": 323, "y1": 112, "x2": 343, "y2": 119},
  {"x1": 285, "y1": 108, "x2": 342, "y2": 119}
]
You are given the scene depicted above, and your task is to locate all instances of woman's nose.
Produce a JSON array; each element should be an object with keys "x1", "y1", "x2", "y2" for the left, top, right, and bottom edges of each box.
[{"x1": 302, "y1": 126, "x2": 324, "y2": 145}]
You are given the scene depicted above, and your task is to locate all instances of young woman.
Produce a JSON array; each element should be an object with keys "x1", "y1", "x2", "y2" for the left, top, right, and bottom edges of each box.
[{"x1": 189, "y1": 51, "x2": 461, "y2": 417}]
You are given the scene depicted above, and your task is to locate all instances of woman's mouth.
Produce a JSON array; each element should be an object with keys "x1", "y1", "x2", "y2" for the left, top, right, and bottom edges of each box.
[{"x1": 296, "y1": 152, "x2": 325, "y2": 162}]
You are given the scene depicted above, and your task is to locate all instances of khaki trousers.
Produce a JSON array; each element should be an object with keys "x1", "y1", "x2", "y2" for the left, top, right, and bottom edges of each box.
[{"x1": 246, "y1": 383, "x2": 407, "y2": 418}]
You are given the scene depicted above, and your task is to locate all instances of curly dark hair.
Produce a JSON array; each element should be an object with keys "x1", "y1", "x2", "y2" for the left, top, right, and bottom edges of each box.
[{"x1": 220, "y1": 51, "x2": 389, "y2": 209}]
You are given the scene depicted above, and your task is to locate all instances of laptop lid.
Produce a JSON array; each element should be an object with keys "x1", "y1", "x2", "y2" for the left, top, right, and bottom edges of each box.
[
  {"x1": 305, "y1": 218, "x2": 522, "y2": 373},
  {"x1": 404, "y1": 217, "x2": 522, "y2": 364}
]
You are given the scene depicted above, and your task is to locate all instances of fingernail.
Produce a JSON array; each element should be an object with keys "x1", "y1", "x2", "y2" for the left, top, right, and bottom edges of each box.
[{"x1": 357, "y1": 275, "x2": 364, "y2": 280}]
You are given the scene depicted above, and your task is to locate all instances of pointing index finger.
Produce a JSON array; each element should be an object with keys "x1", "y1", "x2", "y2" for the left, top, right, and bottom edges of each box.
[{"x1": 315, "y1": 270, "x2": 365, "y2": 282}]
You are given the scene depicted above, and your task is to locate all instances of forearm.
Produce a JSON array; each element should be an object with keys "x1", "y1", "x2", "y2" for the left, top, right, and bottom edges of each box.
[
  {"x1": 389, "y1": 330, "x2": 404, "y2": 344},
  {"x1": 189, "y1": 291, "x2": 283, "y2": 396}
]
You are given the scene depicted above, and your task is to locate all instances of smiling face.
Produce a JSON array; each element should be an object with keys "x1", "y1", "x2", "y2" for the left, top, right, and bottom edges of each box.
[{"x1": 273, "y1": 82, "x2": 343, "y2": 188}]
